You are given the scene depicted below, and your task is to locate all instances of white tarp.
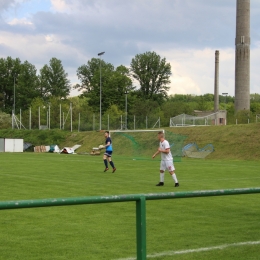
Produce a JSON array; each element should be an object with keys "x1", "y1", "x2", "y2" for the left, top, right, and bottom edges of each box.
[
  {"x1": 72, "y1": 144, "x2": 81, "y2": 151},
  {"x1": 60, "y1": 145, "x2": 81, "y2": 154},
  {"x1": 60, "y1": 147, "x2": 75, "y2": 154}
]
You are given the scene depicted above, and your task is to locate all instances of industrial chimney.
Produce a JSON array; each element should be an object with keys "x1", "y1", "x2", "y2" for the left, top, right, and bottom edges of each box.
[
  {"x1": 235, "y1": 0, "x2": 250, "y2": 111},
  {"x1": 214, "y1": 50, "x2": 219, "y2": 112}
]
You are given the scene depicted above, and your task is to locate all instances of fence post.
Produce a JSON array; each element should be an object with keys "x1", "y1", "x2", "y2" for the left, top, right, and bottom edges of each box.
[
  {"x1": 39, "y1": 106, "x2": 41, "y2": 130},
  {"x1": 136, "y1": 196, "x2": 146, "y2": 260},
  {"x1": 93, "y1": 113, "x2": 95, "y2": 131},
  {"x1": 29, "y1": 107, "x2": 31, "y2": 130},
  {"x1": 60, "y1": 104, "x2": 61, "y2": 129},
  {"x1": 70, "y1": 103, "x2": 72, "y2": 132},
  {"x1": 48, "y1": 104, "x2": 50, "y2": 130},
  {"x1": 78, "y1": 113, "x2": 80, "y2": 132}
]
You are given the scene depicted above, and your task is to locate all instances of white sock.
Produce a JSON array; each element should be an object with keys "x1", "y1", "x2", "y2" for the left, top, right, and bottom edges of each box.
[
  {"x1": 172, "y1": 173, "x2": 178, "y2": 183},
  {"x1": 160, "y1": 173, "x2": 164, "y2": 182}
]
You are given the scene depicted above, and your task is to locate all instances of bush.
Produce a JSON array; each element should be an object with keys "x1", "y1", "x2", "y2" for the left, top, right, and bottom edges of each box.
[{"x1": 0, "y1": 112, "x2": 11, "y2": 129}]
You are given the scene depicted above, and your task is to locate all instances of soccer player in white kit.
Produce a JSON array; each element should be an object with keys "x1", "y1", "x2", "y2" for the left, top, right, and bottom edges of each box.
[{"x1": 152, "y1": 131, "x2": 179, "y2": 187}]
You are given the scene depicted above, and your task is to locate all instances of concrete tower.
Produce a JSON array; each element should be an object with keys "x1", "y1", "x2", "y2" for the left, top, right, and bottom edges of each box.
[
  {"x1": 214, "y1": 50, "x2": 220, "y2": 112},
  {"x1": 235, "y1": 0, "x2": 250, "y2": 111}
]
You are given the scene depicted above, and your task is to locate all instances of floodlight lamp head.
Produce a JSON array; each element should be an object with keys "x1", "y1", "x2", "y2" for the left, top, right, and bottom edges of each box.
[{"x1": 98, "y1": 52, "x2": 105, "y2": 56}]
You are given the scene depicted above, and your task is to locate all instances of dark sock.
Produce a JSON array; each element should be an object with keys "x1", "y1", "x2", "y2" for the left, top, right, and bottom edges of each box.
[
  {"x1": 104, "y1": 159, "x2": 108, "y2": 168},
  {"x1": 109, "y1": 161, "x2": 115, "y2": 168}
]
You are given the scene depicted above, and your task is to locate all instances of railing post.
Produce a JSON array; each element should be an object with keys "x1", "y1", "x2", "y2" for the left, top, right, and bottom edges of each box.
[{"x1": 136, "y1": 196, "x2": 146, "y2": 260}]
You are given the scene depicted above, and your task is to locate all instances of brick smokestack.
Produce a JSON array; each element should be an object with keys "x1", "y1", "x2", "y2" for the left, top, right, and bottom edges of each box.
[
  {"x1": 214, "y1": 50, "x2": 219, "y2": 112},
  {"x1": 235, "y1": 0, "x2": 250, "y2": 111}
]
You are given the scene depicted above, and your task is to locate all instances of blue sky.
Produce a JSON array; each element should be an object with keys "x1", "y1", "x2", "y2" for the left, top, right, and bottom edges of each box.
[
  {"x1": 0, "y1": 0, "x2": 259, "y2": 97},
  {"x1": 3, "y1": 0, "x2": 51, "y2": 19}
]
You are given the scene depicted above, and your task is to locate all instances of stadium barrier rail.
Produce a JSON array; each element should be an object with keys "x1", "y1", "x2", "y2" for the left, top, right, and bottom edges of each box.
[{"x1": 1, "y1": 188, "x2": 260, "y2": 260}]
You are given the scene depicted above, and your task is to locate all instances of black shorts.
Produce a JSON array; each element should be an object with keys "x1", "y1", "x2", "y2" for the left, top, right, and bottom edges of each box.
[{"x1": 104, "y1": 151, "x2": 113, "y2": 157}]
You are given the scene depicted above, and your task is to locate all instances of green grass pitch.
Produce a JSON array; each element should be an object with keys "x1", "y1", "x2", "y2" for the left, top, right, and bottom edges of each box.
[{"x1": 0, "y1": 153, "x2": 260, "y2": 260}]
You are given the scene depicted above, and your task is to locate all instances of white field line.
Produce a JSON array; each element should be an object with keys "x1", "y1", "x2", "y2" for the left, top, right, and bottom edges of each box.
[
  {"x1": 184, "y1": 177, "x2": 260, "y2": 182},
  {"x1": 115, "y1": 240, "x2": 260, "y2": 260}
]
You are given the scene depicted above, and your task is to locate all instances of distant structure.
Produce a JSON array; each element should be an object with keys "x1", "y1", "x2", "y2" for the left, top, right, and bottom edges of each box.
[
  {"x1": 214, "y1": 50, "x2": 219, "y2": 112},
  {"x1": 235, "y1": 0, "x2": 250, "y2": 111}
]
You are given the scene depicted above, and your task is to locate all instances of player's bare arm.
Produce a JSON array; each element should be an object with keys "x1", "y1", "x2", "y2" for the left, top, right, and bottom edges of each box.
[{"x1": 152, "y1": 150, "x2": 160, "y2": 159}]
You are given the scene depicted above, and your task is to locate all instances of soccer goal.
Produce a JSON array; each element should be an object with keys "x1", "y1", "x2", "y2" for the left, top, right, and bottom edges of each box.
[{"x1": 110, "y1": 129, "x2": 186, "y2": 161}]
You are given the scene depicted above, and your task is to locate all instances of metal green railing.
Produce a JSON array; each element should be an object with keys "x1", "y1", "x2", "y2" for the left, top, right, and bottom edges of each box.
[{"x1": 1, "y1": 187, "x2": 260, "y2": 260}]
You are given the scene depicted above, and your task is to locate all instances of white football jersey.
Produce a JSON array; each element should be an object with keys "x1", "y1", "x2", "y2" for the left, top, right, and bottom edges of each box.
[{"x1": 160, "y1": 139, "x2": 173, "y2": 161}]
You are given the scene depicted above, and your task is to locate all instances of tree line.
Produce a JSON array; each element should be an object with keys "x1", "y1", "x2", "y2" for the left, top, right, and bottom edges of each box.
[{"x1": 0, "y1": 51, "x2": 260, "y2": 129}]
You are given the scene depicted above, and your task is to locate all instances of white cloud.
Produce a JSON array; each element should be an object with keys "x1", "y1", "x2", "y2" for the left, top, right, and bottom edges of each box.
[
  {"x1": 158, "y1": 45, "x2": 260, "y2": 97},
  {"x1": 0, "y1": 31, "x2": 88, "y2": 75},
  {"x1": 7, "y1": 17, "x2": 33, "y2": 26},
  {"x1": 50, "y1": 0, "x2": 71, "y2": 13},
  {"x1": 45, "y1": 34, "x2": 54, "y2": 42},
  {"x1": 158, "y1": 48, "x2": 236, "y2": 96}
]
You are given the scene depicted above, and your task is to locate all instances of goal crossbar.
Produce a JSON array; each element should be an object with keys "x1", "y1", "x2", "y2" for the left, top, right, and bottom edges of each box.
[{"x1": 109, "y1": 129, "x2": 165, "y2": 134}]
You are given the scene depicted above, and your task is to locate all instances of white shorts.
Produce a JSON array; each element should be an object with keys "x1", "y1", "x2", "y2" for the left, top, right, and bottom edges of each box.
[{"x1": 160, "y1": 160, "x2": 175, "y2": 172}]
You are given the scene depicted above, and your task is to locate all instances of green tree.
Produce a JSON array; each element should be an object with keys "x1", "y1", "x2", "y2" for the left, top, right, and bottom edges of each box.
[
  {"x1": 103, "y1": 104, "x2": 124, "y2": 129},
  {"x1": 16, "y1": 61, "x2": 40, "y2": 111},
  {"x1": 130, "y1": 51, "x2": 171, "y2": 103},
  {"x1": 196, "y1": 96, "x2": 213, "y2": 111},
  {"x1": 0, "y1": 57, "x2": 21, "y2": 113},
  {"x1": 39, "y1": 58, "x2": 70, "y2": 100},
  {"x1": 75, "y1": 58, "x2": 133, "y2": 113}
]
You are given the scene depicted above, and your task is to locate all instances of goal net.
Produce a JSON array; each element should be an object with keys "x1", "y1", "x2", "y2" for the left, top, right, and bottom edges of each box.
[{"x1": 110, "y1": 130, "x2": 186, "y2": 161}]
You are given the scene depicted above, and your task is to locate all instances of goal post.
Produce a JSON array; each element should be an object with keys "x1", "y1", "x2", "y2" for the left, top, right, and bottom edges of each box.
[{"x1": 110, "y1": 129, "x2": 186, "y2": 161}]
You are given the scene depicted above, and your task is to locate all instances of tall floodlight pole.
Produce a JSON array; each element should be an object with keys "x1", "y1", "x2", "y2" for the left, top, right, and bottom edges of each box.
[
  {"x1": 13, "y1": 73, "x2": 19, "y2": 114},
  {"x1": 13, "y1": 76, "x2": 15, "y2": 115},
  {"x1": 11, "y1": 72, "x2": 18, "y2": 129},
  {"x1": 125, "y1": 90, "x2": 128, "y2": 130},
  {"x1": 98, "y1": 51, "x2": 105, "y2": 131}
]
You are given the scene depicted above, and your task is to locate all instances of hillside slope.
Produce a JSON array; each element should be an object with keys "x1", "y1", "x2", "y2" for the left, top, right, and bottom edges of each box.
[
  {"x1": 168, "y1": 123, "x2": 260, "y2": 160},
  {"x1": 0, "y1": 123, "x2": 259, "y2": 160}
]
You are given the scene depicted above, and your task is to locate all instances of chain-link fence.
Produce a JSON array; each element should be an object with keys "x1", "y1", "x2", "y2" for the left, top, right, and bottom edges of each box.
[{"x1": 12, "y1": 106, "x2": 162, "y2": 131}]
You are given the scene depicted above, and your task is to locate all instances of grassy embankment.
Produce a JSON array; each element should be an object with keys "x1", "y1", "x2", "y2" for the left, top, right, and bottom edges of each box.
[{"x1": 0, "y1": 123, "x2": 259, "y2": 160}]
